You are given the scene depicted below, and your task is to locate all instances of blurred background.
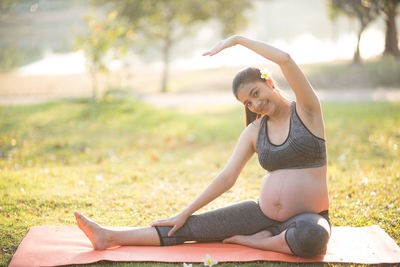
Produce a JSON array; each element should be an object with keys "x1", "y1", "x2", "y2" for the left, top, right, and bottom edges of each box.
[
  {"x1": 0, "y1": 0, "x2": 400, "y2": 106},
  {"x1": 1, "y1": 3, "x2": 400, "y2": 265}
]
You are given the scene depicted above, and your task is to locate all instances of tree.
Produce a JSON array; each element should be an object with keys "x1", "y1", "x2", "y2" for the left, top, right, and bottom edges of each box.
[
  {"x1": 75, "y1": 10, "x2": 131, "y2": 102},
  {"x1": 377, "y1": 0, "x2": 400, "y2": 58},
  {"x1": 327, "y1": 0, "x2": 380, "y2": 63},
  {"x1": 105, "y1": 0, "x2": 252, "y2": 93}
]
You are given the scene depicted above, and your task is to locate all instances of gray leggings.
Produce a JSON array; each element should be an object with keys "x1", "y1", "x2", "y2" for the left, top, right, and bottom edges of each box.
[{"x1": 155, "y1": 200, "x2": 331, "y2": 257}]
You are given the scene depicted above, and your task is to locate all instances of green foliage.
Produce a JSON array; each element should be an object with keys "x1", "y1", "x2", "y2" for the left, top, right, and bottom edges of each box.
[
  {"x1": 110, "y1": 0, "x2": 251, "y2": 39},
  {"x1": 376, "y1": 0, "x2": 400, "y2": 15},
  {"x1": 1, "y1": 100, "x2": 399, "y2": 267},
  {"x1": 100, "y1": 0, "x2": 252, "y2": 92},
  {"x1": 209, "y1": 0, "x2": 252, "y2": 37},
  {"x1": 0, "y1": 47, "x2": 24, "y2": 72},
  {"x1": 75, "y1": 10, "x2": 132, "y2": 102},
  {"x1": 327, "y1": 0, "x2": 379, "y2": 22},
  {"x1": 0, "y1": 45, "x2": 45, "y2": 72},
  {"x1": 0, "y1": 0, "x2": 33, "y2": 13}
]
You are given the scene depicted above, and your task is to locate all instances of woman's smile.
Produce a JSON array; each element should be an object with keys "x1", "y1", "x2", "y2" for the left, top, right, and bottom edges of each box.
[{"x1": 257, "y1": 99, "x2": 270, "y2": 114}]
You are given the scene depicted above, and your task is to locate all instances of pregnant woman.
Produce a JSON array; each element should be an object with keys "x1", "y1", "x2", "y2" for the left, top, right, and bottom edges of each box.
[{"x1": 75, "y1": 35, "x2": 331, "y2": 257}]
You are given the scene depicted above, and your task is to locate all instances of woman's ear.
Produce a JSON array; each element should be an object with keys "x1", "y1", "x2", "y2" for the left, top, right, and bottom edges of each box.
[{"x1": 266, "y1": 78, "x2": 275, "y2": 88}]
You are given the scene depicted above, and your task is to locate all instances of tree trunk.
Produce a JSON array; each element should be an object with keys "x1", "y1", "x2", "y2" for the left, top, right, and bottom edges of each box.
[
  {"x1": 90, "y1": 68, "x2": 98, "y2": 103},
  {"x1": 160, "y1": 11, "x2": 174, "y2": 94},
  {"x1": 161, "y1": 40, "x2": 171, "y2": 93},
  {"x1": 383, "y1": 1, "x2": 400, "y2": 57},
  {"x1": 353, "y1": 26, "x2": 364, "y2": 64}
]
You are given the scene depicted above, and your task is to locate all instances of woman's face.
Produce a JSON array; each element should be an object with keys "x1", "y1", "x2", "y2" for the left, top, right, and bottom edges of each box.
[{"x1": 237, "y1": 80, "x2": 277, "y2": 115}]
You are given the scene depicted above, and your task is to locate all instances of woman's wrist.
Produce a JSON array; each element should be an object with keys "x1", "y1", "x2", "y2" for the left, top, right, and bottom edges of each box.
[{"x1": 180, "y1": 208, "x2": 193, "y2": 218}]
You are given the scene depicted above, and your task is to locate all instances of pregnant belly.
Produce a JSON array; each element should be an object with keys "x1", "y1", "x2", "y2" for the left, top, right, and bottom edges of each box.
[{"x1": 258, "y1": 166, "x2": 329, "y2": 222}]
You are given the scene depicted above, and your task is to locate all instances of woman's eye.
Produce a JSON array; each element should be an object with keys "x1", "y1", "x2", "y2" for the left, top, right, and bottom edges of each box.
[{"x1": 253, "y1": 91, "x2": 258, "y2": 97}]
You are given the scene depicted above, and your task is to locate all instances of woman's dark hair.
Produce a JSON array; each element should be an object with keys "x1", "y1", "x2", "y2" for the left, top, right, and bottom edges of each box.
[{"x1": 232, "y1": 67, "x2": 265, "y2": 126}]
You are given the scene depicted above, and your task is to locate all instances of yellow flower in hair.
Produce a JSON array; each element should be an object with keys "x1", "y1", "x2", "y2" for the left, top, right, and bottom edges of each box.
[{"x1": 260, "y1": 69, "x2": 270, "y2": 80}]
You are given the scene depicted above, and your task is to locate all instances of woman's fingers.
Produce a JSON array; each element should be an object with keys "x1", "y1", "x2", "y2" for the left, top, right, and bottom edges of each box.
[
  {"x1": 203, "y1": 35, "x2": 238, "y2": 57},
  {"x1": 168, "y1": 225, "x2": 180, "y2": 237},
  {"x1": 202, "y1": 48, "x2": 219, "y2": 56},
  {"x1": 203, "y1": 41, "x2": 225, "y2": 56},
  {"x1": 151, "y1": 220, "x2": 181, "y2": 237},
  {"x1": 150, "y1": 213, "x2": 187, "y2": 236},
  {"x1": 203, "y1": 49, "x2": 221, "y2": 57}
]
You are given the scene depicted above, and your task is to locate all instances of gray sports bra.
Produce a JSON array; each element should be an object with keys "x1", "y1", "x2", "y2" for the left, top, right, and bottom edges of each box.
[{"x1": 257, "y1": 102, "x2": 327, "y2": 172}]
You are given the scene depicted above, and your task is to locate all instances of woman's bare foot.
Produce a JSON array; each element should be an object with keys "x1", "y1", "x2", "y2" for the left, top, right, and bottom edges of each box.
[
  {"x1": 74, "y1": 211, "x2": 111, "y2": 250},
  {"x1": 223, "y1": 235, "x2": 244, "y2": 244}
]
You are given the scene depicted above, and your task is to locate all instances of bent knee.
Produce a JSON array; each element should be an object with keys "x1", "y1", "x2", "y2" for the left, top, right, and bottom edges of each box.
[{"x1": 285, "y1": 218, "x2": 330, "y2": 257}]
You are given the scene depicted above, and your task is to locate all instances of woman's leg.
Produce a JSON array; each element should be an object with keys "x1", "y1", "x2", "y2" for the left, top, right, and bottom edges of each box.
[
  {"x1": 74, "y1": 211, "x2": 160, "y2": 250},
  {"x1": 223, "y1": 211, "x2": 331, "y2": 256},
  {"x1": 283, "y1": 212, "x2": 331, "y2": 256},
  {"x1": 223, "y1": 229, "x2": 292, "y2": 254},
  {"x1": 156, "y1": 200, "x2": 277, "y2": 246},
  {"x1": 75, "y1": 200, "x2": 278, "y2": 249}
]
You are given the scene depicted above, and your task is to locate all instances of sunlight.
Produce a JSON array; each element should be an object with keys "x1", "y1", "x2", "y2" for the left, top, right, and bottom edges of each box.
[
  {"x1": 360, "y1": 28, "x2": 385, "y2": 58},
  {"x1": 17, "y1": 29, "x2": 387, "y2": 75},
  {"x1": 18, "y1": 51, "x2": 86, "y2": 75},
  {"x1": 176, "y1": 28, "x2": 386, "y2": 70}
]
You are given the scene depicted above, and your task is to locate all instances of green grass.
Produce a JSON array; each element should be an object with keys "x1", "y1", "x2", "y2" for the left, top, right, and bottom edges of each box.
[
  {"x1": 0, "y1": 98, "x2": 399, "y2": 267},
  {"x1": 301, "y1": 57, "x2": 400, "y2": 89}
]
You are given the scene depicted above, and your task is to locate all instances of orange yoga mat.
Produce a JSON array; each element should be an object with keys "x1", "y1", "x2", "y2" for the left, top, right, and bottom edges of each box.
[{"x1": 9, "y1": 225, "x2": 400, "y2": 266}]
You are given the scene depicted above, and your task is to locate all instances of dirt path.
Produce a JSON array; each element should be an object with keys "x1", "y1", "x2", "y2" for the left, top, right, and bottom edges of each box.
[
  {"x1": 139, "y1": 88, "x2": 400, "y2": 109},
  {"x1": 1, "y1": 88, "x2": 400, "y2": 107}
]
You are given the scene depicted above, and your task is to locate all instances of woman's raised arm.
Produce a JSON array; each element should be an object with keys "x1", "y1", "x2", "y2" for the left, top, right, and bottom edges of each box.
[{"x1": 204, "y1": 35, "x2": 321, "y2": 115}]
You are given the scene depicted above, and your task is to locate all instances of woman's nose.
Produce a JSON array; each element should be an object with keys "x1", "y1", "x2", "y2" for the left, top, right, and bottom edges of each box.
[{"x1": 253, "y1": 99, "x2": 262, "y2": 110}]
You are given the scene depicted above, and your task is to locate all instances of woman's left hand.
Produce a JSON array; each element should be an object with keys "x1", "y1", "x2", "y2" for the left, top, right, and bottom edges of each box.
[
  {"x1": 202, "y1": 35, "x2": 239, "y2": 57},
  {"x1": 150, "y1": 212, "x2": 189, "y2": 237}
]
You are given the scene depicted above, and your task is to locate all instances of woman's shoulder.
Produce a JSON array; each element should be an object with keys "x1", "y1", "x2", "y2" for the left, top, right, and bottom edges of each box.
[
  {"x1": 241, "y1": 116, "x2": 264, "y2": 146},
  {"x1": 246, "y1": 116, "x2": 263, "y2": 131}
]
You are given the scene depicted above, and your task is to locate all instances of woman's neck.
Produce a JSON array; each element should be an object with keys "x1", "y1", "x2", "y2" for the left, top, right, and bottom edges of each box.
[{"x1": 269, "y1": 98, "x2": 291, "y2": 122}]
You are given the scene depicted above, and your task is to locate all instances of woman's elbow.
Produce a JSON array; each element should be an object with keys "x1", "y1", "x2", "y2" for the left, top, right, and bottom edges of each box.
[
  {"x1": 226, "y1": 178, "x2": 236, "y2": 190},
  {"x1": 218, "y1": 171, "x2": 238, "y2": 190},
  {"x1": 279, "y1": 52, "x2": 292, "y2": 65}
]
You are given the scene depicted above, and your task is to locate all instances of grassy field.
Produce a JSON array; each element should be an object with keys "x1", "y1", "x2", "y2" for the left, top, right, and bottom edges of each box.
[{"x1": 0, "y1": 98, "x2": 399, "y2": 267}]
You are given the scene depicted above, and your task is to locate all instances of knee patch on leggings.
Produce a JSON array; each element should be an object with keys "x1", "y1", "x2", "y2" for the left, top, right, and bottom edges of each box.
[
  {"x1": 285, "y1": 214, "x2": 331, "y2": 257},
  {"x1": 155, "y1": 226, "x2": 187, "y2": 246}
]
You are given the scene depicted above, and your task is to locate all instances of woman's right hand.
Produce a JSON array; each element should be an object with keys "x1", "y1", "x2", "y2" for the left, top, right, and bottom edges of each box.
[
  {"x1": 150, "y1": 212, "x2": 189, "y2": 237},
  {"x1": 202, "y1": 35, "x2": 240, "y2": 57}
]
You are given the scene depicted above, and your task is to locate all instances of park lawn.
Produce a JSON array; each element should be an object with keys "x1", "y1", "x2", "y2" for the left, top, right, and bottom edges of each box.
[{"x1": 0, "y1": 98, "x2": 399, "y2": 267}]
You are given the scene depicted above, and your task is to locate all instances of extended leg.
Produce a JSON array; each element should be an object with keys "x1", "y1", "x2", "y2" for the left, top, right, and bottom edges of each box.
[
  {"x1": 74, "y1": 211, "x2": 160, "y2": 250},
  {"x1": 223, "y1": 230, "x2": 292, "y2": 255},
  {"x1": 155, "y1": 200, "x2": 278, "y2": 246}
]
